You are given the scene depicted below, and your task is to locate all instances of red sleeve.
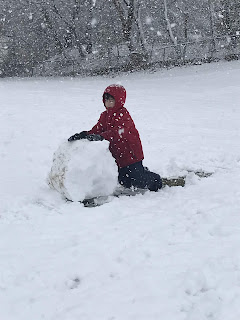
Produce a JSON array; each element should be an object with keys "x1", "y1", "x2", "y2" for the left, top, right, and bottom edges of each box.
[
  {"x1": 88, "y1": 112, "x2": 106, "y2": 135},
  {"x1": 100, "y1": 110, "x2": 134, "y2": 142}
]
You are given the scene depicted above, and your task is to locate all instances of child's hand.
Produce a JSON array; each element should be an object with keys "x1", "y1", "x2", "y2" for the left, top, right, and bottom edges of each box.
[
  {"x1": 68, "y1": 131, "x2": 88, "y2": 141},
  {"x1": 86, "y1": 134, "x2": 104, "y2": 141}
]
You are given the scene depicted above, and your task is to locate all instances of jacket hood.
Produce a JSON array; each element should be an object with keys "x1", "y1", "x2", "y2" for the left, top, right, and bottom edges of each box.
[{"x1": 103, "y1": 84, "x2": 126, "y2": 110}]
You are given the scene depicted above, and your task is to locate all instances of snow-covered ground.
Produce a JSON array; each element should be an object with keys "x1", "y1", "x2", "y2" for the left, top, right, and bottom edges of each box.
[{"x1": 1, "y1": 61, "x2": 240, "y2": 320}]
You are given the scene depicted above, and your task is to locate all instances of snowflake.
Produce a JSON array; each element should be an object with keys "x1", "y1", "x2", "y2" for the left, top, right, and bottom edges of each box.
[
  {"x1": 146, "y1": 17, "x2": 152, "y2": 24},
  {"x1": 118, "y1": 128, "x2": 124, "y2": 136}
]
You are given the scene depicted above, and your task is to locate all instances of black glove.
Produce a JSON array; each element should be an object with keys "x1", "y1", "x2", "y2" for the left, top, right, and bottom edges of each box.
[
  {"x1": 68, "y1": 131, "x2": 88, "y2": 141},
  {"x1": 86, "y1": 134, "x2": 104, "y2": 141}
]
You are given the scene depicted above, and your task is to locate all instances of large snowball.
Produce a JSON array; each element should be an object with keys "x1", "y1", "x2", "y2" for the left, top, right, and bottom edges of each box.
[{"x1": 48, "y1": 140, "x2": 118, "y2": 201}]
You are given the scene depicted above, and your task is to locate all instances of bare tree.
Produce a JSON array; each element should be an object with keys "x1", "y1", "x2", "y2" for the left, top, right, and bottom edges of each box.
[
  {"x1": 1, "y1": 0, "x2": 240, "y2": 77},
  {"x1": 163, "y1": 0, "x2": 177, "y2": 45},
  {"x1": 112, "y1": 0, "x2": 136, "y2": 53}
]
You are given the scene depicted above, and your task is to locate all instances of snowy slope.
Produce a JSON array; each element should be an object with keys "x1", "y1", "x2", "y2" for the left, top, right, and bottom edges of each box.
[{"x1": 1, "y1": 61, "x2": 240, "y2": 320}]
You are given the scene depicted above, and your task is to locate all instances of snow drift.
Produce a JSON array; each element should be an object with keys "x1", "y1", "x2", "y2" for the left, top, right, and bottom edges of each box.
[{"x1": 48, "y1": 140, "x2": 118, "y2": 201}]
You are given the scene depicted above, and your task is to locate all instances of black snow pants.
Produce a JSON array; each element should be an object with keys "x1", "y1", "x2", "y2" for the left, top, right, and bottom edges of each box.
[{"x1": 118, "y1": 161, "x2": 162, "y2": 192}]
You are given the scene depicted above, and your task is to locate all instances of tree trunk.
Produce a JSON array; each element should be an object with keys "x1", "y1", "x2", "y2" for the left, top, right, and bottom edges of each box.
[
  {"x1": 112, "y1": 0, "x2": 135, "y2": 53},
  {"x1": 135, "y1": 2, "x2": 148, "y2": 54},
  {"x1": 163, "y1": 0, "x2": 177, "y2": 46},
  {"x1": 85, "y1": 0, "x2": 93, "y2": 55},
  {"x1": 207, "y1": 0, "x2": 216, "y2": 56}
]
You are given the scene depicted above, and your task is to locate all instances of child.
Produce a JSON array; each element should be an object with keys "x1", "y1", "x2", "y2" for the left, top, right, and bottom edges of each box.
[{"x1": 68, "y1": 84, "x2": 162, "y2": 191}]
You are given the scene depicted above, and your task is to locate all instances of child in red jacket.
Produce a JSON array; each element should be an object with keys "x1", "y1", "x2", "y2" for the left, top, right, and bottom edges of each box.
[{"x1": 68, "y1": 84, "x2": 162, "y2": 191}]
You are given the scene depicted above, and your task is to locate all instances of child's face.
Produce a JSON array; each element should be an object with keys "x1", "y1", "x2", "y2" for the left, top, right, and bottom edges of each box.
[{"x1": 104, "y1": 96, "x2": 115, "y2": 109}]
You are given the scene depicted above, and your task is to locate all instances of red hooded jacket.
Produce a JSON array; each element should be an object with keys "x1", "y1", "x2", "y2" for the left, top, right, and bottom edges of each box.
[{"x1": 88, "y1": 84, "x2": 144, "y2": 168}]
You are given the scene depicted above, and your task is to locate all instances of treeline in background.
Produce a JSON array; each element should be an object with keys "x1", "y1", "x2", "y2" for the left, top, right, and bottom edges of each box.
[{"x1": 0, "y1": 0, "x2": 239, "y2": 77}]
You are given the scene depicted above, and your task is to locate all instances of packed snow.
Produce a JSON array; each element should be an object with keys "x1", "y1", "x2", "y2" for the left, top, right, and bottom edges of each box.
[
  {"x1": 48, "y1": 140, "x2": 118, "y2": 201},
  {"x1": 1, "y1": 61, "x2": 240, "y2": 320}
]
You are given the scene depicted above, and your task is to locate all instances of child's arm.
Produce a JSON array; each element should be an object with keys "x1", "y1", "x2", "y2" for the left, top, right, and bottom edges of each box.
[
  {"x1": 68, "y1": 113, "x2": 106, "y2": 142},
  {"x1": 100, "y1": 110, "x2": 135, "y2": 142},
  {"x1": 88, "y1": 112, "x2": 106, "y2": 135}
]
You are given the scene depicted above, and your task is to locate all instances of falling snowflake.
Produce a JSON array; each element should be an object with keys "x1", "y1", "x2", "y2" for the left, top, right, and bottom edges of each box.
[
  {"x1": 91, "y1": 18, "x2": 97, "y2": 26},
  {"x1": 118, "y1": 128, "x2": 124, "y2": 136},
  {"x1": 146, "y1": 17, "x2": 152, "y2": 24}
]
